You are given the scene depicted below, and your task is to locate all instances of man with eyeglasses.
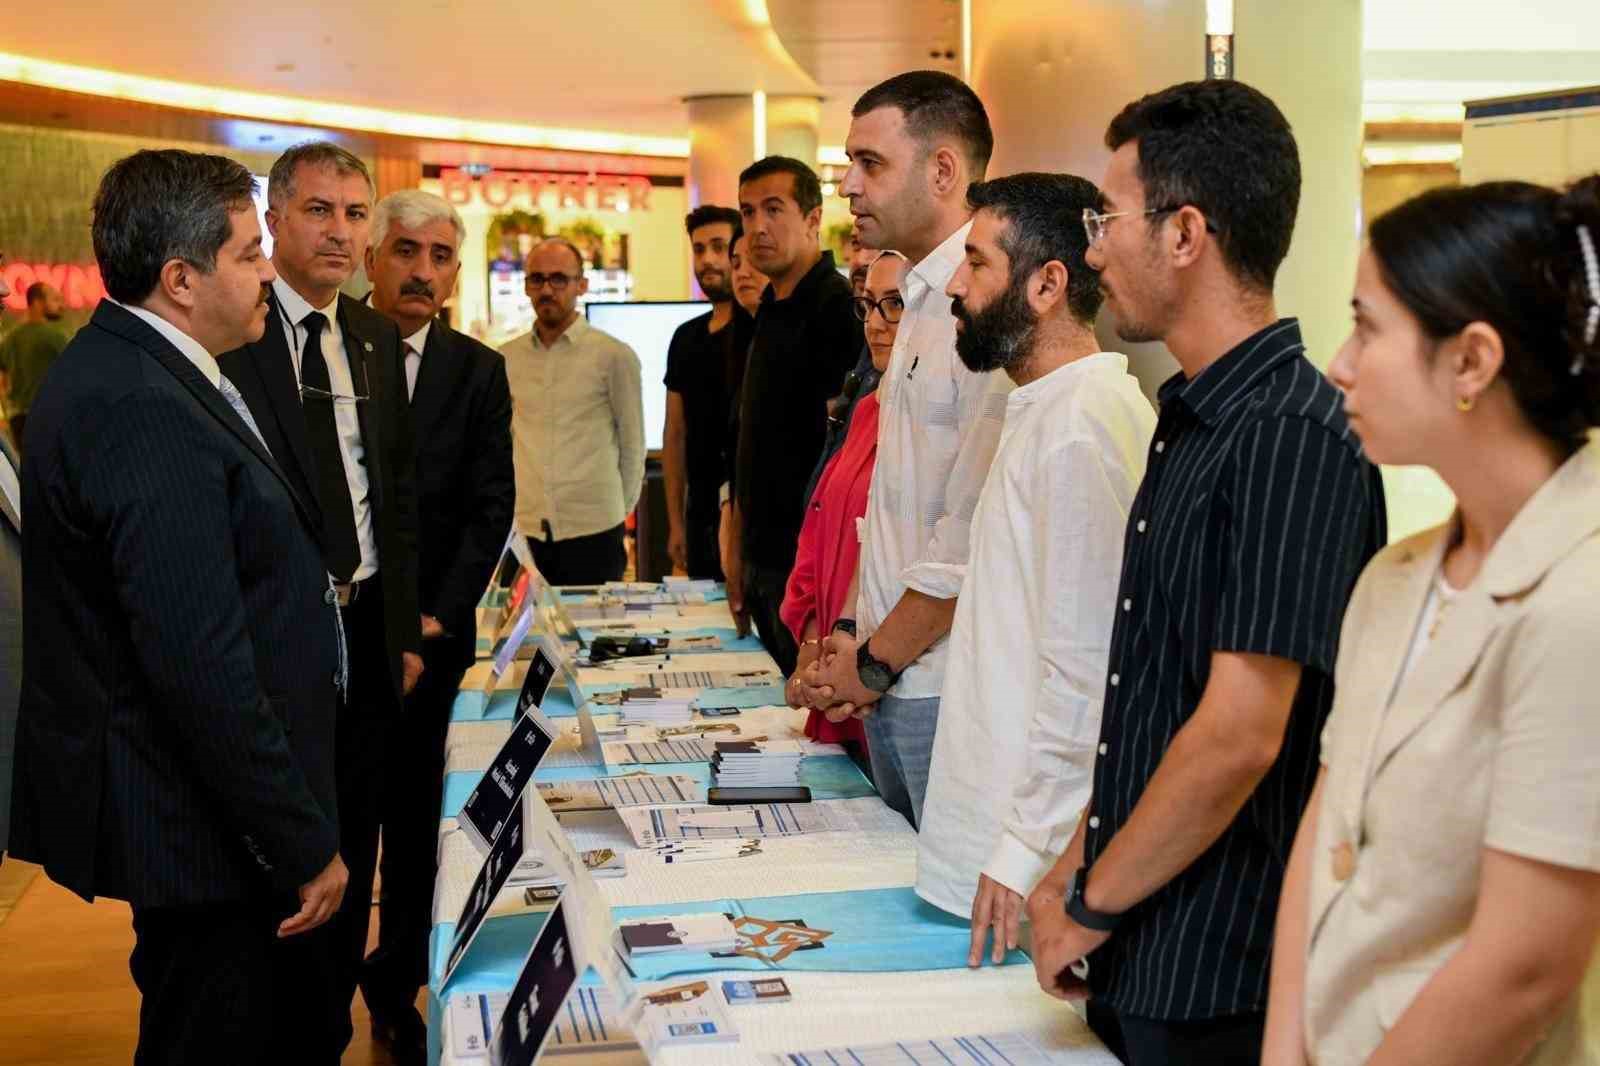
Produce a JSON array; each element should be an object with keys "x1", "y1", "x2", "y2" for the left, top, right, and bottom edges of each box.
[
  {"x1": 218, "y1": 139, "x2": 423, "y2": 1061},
  {"x1": 1021, "y1": 81, "x2": 1385, "y2": 1066},
  {"x1": 499, "y1": 236, "x2": 643, "y2": 585}
]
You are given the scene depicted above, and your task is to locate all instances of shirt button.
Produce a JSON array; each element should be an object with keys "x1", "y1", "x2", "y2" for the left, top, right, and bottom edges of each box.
[
  {"x1": 1137, "y1": 520, "x2": 1147, "y2": 533},
  {"x1": 1123, "y1": 598, "x2": 1132, "y2": 612},
  {"x1": 1098, "y1": 742, "x2": 1108, "y2": 756},
  {"x1": 1110, "y1": 673, "x2": 1120, "y2": 687},
  {"x1": 1154, "y1": 441, "x2": 1166, "y2": 454},
  {"x1": 1088, "y1": 816, "x2": 1101, "y2": 829}
]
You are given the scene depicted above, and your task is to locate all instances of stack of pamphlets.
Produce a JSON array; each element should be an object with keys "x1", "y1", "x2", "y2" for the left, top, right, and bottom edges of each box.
[{"x1": 711, "y1": 739, "x2": 806, "y2": 787}]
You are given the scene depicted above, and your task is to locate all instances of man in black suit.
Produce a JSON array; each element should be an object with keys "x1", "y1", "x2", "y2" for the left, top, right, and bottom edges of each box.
[
  {"x1": 357, "y1": 189, "x2": 514, "y2": 1064},
  {"x1": 218, "y1": 141, "x2": 423, "y2": 1058},
  {"x1": 7, "y1": 149, "x2": 347, "y2": 1063}
]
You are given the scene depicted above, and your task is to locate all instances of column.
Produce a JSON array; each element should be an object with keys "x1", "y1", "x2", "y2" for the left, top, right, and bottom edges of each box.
[
  {"x1": 971, "y1": 0, "x2": 1363, "y2": 390},
  {"x1": 685, "y1": 93, "x2": 824, "y2": 210}
]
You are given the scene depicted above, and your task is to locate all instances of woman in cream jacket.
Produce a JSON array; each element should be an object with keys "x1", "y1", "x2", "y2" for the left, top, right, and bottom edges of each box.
[{"x1": 1263, "y1": 175, "x2": 1600, "y2": 1066}]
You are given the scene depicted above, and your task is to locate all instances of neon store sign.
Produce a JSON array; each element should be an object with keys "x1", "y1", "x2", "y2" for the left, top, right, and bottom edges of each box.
[
  {"x1": 3, "y1": 262, "x2": 107, "y2": 312},
  {"x1": 439, "y1": 168, "x2": 653, "y2": 212}
]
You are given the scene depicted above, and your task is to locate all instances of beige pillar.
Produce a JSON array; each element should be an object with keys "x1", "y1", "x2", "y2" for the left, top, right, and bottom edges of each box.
[
  {"x1": 685, "y1": 93, "x2": 823, "y2": 211},
  {"x1": 971, "y1": 0, "x2": 1363, "y2": 396}
]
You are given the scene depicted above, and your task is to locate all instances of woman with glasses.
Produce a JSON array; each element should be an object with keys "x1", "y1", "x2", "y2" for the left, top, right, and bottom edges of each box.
[
  {"x1": 779, "y1": 250, "x2": 906, "y2": 746},
  {"x1": 1263, "y1": 174, "x2": 1600, "y2": 1066}
]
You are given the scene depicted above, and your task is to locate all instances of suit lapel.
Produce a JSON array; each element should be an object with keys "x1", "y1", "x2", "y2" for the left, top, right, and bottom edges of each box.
[
  {"x1": 91, "y1": 302, "x2": 319, "y2": 531},
  {"x1": 249, "y1": 292, "x2": 321, "y2": 515},
  {"x1": 0, "y1": 435, "x2": 19, "y2": 534},
  {"x1": 409, "y1": 318, "x2": 466, "y2": 436},
  {"x1": 337, "y1": 295, "x2": 383, "y2": 511}
]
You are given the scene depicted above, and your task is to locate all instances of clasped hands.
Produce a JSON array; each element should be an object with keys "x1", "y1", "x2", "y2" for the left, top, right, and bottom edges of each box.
[{"x1": 785, "y1": 630, "x2": 881, "y2": 722}]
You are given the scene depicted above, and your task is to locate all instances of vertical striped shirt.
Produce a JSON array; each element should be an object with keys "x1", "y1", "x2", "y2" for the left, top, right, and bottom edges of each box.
[{"x1": 1084, "y1": 318, "x2": 1387, "y2": 1021}]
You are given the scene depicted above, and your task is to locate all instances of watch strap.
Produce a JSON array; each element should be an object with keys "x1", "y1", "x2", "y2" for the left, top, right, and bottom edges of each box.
[
  {"x1": 1064, "y1": 866, "x2": 1121, "y2": 933},
  {"x1": 831, "y1": 617, "x2": 857, "y2": 638}
]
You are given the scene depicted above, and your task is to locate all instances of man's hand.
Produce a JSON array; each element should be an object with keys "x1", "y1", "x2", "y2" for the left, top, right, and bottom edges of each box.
[
  {"x1": 279, "y1": 854, "x2": 349, "y2": 938},
  {"x1": 667, "y1": 525, "x2": 688, "y2": 574},
  {"x1": 786, "y1": 640, "x2": 823, "y2": 710},
  {"x1": 969, "y1": 873, "x2": 1025, "y2": 967},
  {"x1": 402, "y1": 651, "x2": 424, "y2": 695},
  {"x1": 803, "y1": 631, "x2": 882, "y2": 714},
  {"x1": 420, "y1": 614, "x2": 446, "y2": 640},
  {"x1": 1025, "y1": 876, "x2": 1108, "y2": 1000},
  {"x1": 720, "y1": 504, "x2": 750, "y2": 637}
]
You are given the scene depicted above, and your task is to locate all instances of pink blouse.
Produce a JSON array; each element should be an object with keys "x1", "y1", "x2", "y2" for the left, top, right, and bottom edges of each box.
[{"x1": 780, "y1": 391, "x2": 880, "y2": 746}]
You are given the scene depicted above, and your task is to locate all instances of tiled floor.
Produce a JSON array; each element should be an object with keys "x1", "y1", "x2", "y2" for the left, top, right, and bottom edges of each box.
[{"x1": 0, "y1": 863, "x2": 401, "y2": 1066}]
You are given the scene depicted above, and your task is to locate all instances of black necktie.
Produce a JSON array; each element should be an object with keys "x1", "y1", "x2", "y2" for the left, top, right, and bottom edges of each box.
[{"x1": 298, "y1": 310, "x2": 362, "y2": 580}]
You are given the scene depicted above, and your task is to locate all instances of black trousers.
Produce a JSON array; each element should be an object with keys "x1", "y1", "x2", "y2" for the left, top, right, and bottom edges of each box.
[
  {"x1": 322, "y1": 575, "x2": 401, "y2": 1055},
  {"x1": 1087, "y1": 1000, "x2": 1266, "y2": 1066},
  {"x1": 130, "y1": 898, "x2": 341, "y2": 1066},
  {"x1": 360, "y1": 638, "x2": 467, "y2": 1023},
  {"x1": 686, "y1": 510, "x2": 723, "y2": 581},
  {"x1": 744, "y1": 561, "x2": 798, "y2": 676},
  {"x1": 527, "y1": 522, "x2": 626, "y2": 586}
]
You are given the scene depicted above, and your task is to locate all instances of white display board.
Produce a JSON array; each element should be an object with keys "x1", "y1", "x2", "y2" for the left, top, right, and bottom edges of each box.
[{"x1": 585, "y1": 300, "x2": 711, "y2": 453}]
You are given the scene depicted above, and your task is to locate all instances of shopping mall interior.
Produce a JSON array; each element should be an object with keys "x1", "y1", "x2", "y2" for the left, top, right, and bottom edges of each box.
[{"x1": 1, "y1": 2, "x2": 1597, "y2": 1064}]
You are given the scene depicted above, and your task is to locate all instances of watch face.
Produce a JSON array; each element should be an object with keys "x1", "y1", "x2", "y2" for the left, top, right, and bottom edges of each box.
[{"x1": 861, "y1": 662, "x2": 893, "y2": 692}]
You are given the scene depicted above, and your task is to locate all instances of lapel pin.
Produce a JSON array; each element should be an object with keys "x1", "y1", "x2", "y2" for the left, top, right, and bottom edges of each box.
[{"x1": 363, "y1": 341, "x2": 373, "y2": 352}]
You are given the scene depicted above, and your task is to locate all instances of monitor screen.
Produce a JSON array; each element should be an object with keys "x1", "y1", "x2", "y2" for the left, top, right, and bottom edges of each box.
[{"x1": 584, "y1": 300, "x2": 711, "y2": 452}]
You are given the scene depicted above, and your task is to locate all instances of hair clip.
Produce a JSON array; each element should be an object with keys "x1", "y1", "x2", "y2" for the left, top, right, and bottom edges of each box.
[{"x1": 1572, "y1": 224, "x2": 1600, "y2": 374}]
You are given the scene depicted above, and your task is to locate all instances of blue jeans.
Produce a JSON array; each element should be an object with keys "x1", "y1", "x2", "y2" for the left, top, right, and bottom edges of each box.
[{"x1": 864, "y1": 693, "x2": 941, "y2": 829}]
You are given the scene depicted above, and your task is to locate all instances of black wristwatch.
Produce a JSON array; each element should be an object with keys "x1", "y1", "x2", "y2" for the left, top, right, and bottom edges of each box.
[
  {"x1": 831, "y1": 618, "x2": 857, "y2": 638},
  {"x1": 1064, "y1": 866, "x2": 1123, "y2": 932},
  {"x1": 855, "y1": 637, "x2": 900, "y2": 694}
]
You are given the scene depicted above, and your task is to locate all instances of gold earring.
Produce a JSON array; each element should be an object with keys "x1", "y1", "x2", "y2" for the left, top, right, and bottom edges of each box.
[{"x1": 1457, "y1": 394, "x2": 1475, "y2": 412}]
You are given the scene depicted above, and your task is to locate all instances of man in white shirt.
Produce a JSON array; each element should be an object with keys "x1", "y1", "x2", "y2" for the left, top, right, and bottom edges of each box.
[
  {"x1": 499, "y1": 237, "x2": 644, "y2": 585},
  {"x1": 913, "y1": 174, "x2": 1155, "y2": 967},
  {"x1": 803, "y1": 70, "x2": 1011, "y2": 828}
]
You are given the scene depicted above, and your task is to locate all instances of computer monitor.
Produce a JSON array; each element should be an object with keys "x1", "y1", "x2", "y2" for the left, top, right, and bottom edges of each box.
[{"x1": 583, "y1": 300, "x2": 711, "y2": 452}]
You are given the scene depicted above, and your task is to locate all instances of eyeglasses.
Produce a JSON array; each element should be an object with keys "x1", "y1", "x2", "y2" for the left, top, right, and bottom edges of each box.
[
  {"x1": 300, "y1": 382, "x2": 370, "y2": 405},
  {"x1": 525, "y1": 272, "x2": 576, "y2": 291},
  {"x1": 1082, "y1": 205, "x2": 1218, "y2": 246},
  {"x1": 852, "y1": 294, "x2": 905, "y2": 324}
]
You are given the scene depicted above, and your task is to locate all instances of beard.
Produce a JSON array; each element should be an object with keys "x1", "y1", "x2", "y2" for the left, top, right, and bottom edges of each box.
[
  {"x1": 697, "y1": 269, "x2": 732, "y2": 302},
  {"x1": 953, "y1": 275, "x2": 1038, "y2": 374}
]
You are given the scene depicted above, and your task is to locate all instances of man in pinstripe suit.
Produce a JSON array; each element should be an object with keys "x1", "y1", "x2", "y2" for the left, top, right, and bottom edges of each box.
[{"x1": 7, "y1": 150, "x2": 348, "y2": 1065}]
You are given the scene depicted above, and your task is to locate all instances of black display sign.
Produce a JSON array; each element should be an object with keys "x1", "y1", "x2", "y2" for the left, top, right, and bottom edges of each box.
[
  {"x1": 459, "y1": 650, "x2": 559, "y2": 855},
  {"x1": 491, "y1": 897, "x2": 580, "y2": 1066},
  {"x1": 444, "y1": 803, "x2": 525, "y2": 986},
  {"x1": 517, "y1": 647, "x2": 557, "y2": 716}
]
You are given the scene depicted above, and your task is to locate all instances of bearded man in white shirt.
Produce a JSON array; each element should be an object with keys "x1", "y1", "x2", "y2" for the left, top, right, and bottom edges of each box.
[
  {"x1": 917, "y1": 173, "x2": 1155, "y2": 967},
  {"x1": 802, "y1": 70, "x2": 1012, "y2": 828}
]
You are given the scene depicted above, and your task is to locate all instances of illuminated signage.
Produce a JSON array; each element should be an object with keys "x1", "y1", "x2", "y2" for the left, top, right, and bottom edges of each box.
[
  {"x1": 440, "y1": 168, "x2": 653, "y2": 212},
  {"x1": 3, "y1": 262, "x2": 107, "y2": 312}
]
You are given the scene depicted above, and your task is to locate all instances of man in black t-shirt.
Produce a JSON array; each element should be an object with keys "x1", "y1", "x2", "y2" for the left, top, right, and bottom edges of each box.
[{"x1": 663, "y1": 205, "x2": 742, "y2": 579}]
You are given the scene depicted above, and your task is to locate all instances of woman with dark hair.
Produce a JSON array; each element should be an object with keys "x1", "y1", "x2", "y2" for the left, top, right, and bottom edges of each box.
[
  {"x1": 1263, "y1": 174, "x2": 1600, "y2": 1066},
  {"x1": 779, "y1": 249, "x2": 906, "y2": 747}
]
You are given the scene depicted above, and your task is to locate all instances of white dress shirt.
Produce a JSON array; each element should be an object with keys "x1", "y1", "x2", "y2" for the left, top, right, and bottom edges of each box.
[
  {"x1": 500, "y1": 315, "x2": 645, "y2": 542},
  {"x1": 114, "y1": 299, "x2": 222, "y2": 387},
  {"x1": 856, "y1": 220, "x2": 1013, "y2": 698},
  {"x1": 917, "y1": 353, "x2": 1155, "y2": 915},
  {"x1": 0, "y1": 436, "x2": 20, "y2": 524},
  {"x1": 273, "y1": 277, "x2": 378, "y2": 581},
  {"x1": 403, "y1": 320, "x2": 431, "y2": 401}
]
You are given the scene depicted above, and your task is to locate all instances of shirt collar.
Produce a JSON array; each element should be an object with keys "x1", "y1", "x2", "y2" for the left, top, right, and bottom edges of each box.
[
  {"x1": 111, "y1": 299, "x2": 221, "y2": 388},
  {"x1": 1157, "y1": 318, "x2": 1305, "y2": 425},
  {"x1": 760, "y1": 250, "x2": 840, "y2": 308},
  {"x1": 903, "y1": 220, "x2": 972, "y2": 305},
  {"x1": 1009, "y1": 351, "x2": 1128, "y2": 409},
  {"x1": 532, "y1": 313, "x2": 588, "y2": 349},
  {"x1": 404, "y1": 320, "x2": 431, "y2": 355},
  {"x1": 272, "y1": 275, "x2": 339, "y2": 327}
]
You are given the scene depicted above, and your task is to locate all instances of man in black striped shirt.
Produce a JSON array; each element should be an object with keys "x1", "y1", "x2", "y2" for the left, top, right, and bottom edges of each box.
[{"x1": 1023, "y1": 81, "x2": 1386, "y2": 1065}]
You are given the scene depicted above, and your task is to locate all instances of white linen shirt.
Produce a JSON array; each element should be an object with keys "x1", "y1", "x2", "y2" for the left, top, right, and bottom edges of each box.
[
  {"x1": 500, "y1": 315, "x2": 644, "y2": 542},
  {"x1": 917, "y1": 353, "x2": 1155, "y2": 915},
  {"x1": 856, "y1": 220, "x2": 1012, "y2": 698},
  {"x1": 273, "y1": 277, "x2": 378, "y2": 581}
]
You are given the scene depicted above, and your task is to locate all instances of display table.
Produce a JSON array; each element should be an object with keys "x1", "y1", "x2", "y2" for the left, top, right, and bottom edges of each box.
[{"x1": 427, "y1": 584, "x2": 1114, "y2": 1064}]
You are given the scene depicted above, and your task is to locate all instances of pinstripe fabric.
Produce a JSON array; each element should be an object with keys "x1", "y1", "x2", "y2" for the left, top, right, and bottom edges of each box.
[
  {"x1": 8, "y1": 301, "x2": 341, "y2": 908},
  {"x1": 1084, "y1": 319, "x2": 1387, "y2": 1021}
]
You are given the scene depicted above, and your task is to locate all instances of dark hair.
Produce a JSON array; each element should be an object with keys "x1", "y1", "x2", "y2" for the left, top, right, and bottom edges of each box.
[
  {"x1": 853, "y1": 70, "x2": 994, "y2": 178},
  {"x1": 1106, "y1": 80, "x2": 1299, "y2": 292},
  {"x1": 967, "y1": 172, "x2": 1103, "y2": 326},
  {"x1": 267, "y1": 141, "x2": 373, "y2": 210},
  {"x1": 24, "y1": 282, "x2": 50, "y2": 306},
  {"x1": 685, "y1": 205, "x2": 742, "y2": 243},
  {"x1": 1370, "y1": 175, "x2": 1600, "y2": 451},
  {"x1": 91, "y1": 149, "x2": 259, "y2": 304},
  {"x1": 738, "y1": 156, "x2": 822, "y2": 216}
]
